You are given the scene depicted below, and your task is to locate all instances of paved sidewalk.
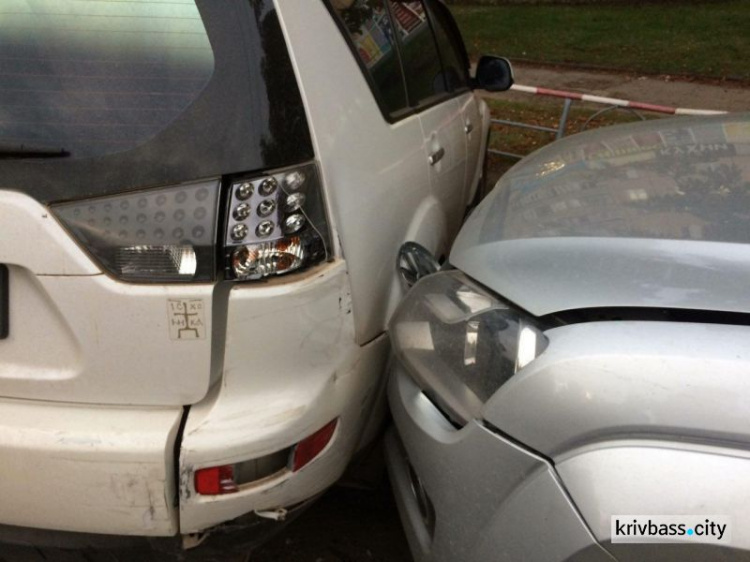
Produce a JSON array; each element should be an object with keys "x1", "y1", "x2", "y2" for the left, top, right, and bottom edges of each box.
[{"x1": 500, "y1": 63, "x2": 750, "y2": 113}]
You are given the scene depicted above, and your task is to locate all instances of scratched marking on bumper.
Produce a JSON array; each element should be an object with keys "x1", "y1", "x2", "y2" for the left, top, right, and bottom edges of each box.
[{"x1": 168, "y1": 299, "x2": 206, "y2": 340}]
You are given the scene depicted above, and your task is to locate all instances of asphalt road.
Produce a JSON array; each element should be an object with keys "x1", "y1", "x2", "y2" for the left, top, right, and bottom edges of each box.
[{"x1": 250, "y1": 485, "x2": 412, "y2": 562}]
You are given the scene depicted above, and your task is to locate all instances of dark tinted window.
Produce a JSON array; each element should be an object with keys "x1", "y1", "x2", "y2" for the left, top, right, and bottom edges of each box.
[
  {"x1": 328, "y1": 0, "x2": 408, "y2": 117},
  {"x1": 0, "y1": 0, "x2": 215, "y2": 159},
  {"x1": 426, "y1": 0, "x2": 470, "y2": 91},
  {"x1": 387, "y1": 0, "x2": 446, "y2": 106},
  {"x1": 0, "y1": 1, "x2": 314, "y2": 204}
]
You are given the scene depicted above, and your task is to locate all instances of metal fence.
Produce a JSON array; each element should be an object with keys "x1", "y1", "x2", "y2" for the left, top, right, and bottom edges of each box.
[{"x1": 488, "y1": 84, "x2": 727, "y2": 160}]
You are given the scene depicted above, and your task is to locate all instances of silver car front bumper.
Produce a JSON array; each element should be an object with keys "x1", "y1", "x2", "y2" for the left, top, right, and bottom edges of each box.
[{"x1": 385, "y1": 365, "x2": 613, "y2": 562}]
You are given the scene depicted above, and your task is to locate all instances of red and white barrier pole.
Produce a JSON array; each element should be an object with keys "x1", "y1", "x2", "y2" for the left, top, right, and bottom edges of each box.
[{"x1": 510, "y1": 84, "x2": 727, "y2": 116}]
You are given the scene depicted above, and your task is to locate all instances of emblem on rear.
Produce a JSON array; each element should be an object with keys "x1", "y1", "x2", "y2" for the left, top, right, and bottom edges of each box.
[{"x1": 168, "y1": 299, "x2": 206, "y2": 340}]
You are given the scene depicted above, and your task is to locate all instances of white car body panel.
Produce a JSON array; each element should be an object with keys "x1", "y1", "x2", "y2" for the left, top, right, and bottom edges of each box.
[
  {"x1": 0, "y1": 249, "x2": 215, "y2": 406},
  {"x1": 179, "y1": 261, "x2": 389, "y2": 532},
  {"x1": 0, "y1": 399, "x2": 181, "y2": 536},
  {"x1": 0, "y1": 190, "x2": 98, "y2": 276}
]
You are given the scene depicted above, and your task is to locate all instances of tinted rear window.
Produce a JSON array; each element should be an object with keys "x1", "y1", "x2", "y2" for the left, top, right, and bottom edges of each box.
[
  {"x1": 0, "y1": 0, "x2": 313, "y2": 204},
  {"x1": 0, "y1": 0, "x2": 215, "y2": 159}
]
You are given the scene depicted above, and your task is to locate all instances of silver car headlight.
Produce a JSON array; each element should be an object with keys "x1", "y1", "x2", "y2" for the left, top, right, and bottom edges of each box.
[{"x1": 389, "y1": 270, "x2": 548, "y2": 425}]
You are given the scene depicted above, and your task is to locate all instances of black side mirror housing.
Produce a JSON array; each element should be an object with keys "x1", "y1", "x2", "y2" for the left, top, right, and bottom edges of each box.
[
  {"x1": 474, "y1": 56, "x2": 514, "y2": 92},
  {"x1": 397, "y1": 242, "x2": 439, "y2": 289}
]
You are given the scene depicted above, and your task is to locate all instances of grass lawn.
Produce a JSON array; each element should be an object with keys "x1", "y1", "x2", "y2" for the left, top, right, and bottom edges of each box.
[{"x1": 451, "y1": 2, "x2": 750, "y2": 81}]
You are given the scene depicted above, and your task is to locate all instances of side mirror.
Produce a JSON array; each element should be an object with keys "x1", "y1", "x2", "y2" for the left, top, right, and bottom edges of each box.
[
  {"x1": 475, "y1": 56, "x2": 514, "y2": 92},
  {"x1": 397, "y1": 242, "x2": 439, "y2": 289}
]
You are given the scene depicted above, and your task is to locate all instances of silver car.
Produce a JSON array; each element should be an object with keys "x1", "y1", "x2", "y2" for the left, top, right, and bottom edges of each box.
[{"x1": 386, "y1": 113, "x2": 750, "y2": 562}]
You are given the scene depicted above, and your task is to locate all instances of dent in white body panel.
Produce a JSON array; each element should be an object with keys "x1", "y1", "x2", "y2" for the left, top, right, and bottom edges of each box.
[
  {"x1": 179, "y1": 261, "x2": 389, "y2": 533},
  {"x1": 0, "y1": 399, "x2": 181, "y2": 536}
]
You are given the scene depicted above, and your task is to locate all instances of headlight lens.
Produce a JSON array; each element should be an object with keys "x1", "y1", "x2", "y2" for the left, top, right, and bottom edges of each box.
[{"x1": 389, "y1": 270, "x2": 548, "y2": 425}]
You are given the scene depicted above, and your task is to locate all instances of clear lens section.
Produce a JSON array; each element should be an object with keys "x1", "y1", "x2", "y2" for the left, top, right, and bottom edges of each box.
[
  {"x1": 231, "y1": 237, "x2": 306, "y2": 281},
  {"x1": 225, "y1": 162, "x2": 330, "y2": 281},
  {"x1": 231, "y1": 224, "x2": 249, "y2": 241},
  {"x1": 284, "y1": 193, "x2": 306, "y2": 213},
  {"x1": 117, "y1": 245, "x2": 197, "y2": 278},
  {"x1": 53, "y1": 180, "x2": 220, "y2": 282},
  {"x1": 390, "y1": 271, "x2": 548, "y2": 425},
  {"x1": 283, "y1": 213, "x2": 306, "y2": 234},
  {"x1": 284, "y1": 171, "x2": 306, "y2": 191}
]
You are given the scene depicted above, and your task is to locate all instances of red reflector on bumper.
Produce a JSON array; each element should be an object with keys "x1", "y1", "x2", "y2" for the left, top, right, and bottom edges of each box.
[
  {"x1": 292, "y1": 418, "x2": 338, "y2": 472},
  {"x1": 195, "y1": 465, "x2": 239, "y2": 495}
]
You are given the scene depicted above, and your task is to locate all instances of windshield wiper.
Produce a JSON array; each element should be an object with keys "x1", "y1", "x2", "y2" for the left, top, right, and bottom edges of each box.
[{"x1": 0, "y1": 142, "x2": 70, "y2": 159}]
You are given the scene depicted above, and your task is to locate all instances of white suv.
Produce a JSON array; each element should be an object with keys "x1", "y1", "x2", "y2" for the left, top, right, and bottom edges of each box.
[{"x1": 0, "y1": 0, "x2": 503, "y2": 553}]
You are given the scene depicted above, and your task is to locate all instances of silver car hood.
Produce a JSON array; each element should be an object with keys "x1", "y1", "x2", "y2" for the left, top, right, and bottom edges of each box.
[{"x1": 451, "y1": 113, "x2": 750, "y2": 316}]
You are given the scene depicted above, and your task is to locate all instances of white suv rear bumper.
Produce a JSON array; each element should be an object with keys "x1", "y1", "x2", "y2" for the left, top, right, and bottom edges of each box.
[
  {"x1": 179, "y1": 260, "x2": 389, "y2": 533},
  {"x1": 0, "y1": 399, "x2": 182, "y2": 536}
]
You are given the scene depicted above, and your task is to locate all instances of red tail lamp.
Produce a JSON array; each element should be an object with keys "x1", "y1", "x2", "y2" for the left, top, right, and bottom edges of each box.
[
  {"x1": 292, "y1": 418, "x2": 339, "y2": 472},
  {"x1": 194, "y1": 419, "x2": 339, "y2": 494},
  {"x1": 195, "y1": 465, "x2": 239, "y2": 495}
]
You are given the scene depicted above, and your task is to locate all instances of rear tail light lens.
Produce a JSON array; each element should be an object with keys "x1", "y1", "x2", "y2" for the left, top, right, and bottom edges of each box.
[
  {"x1": 193, "y1": 421, "x2": 338, "y2": 495},
  {"x1": 224, "y1": 163, "x2": 330, "y2": 281},
  {"x1": 52, "y1": 180, "x2": 220, "y2": 282},
  {"x1": 292, "y1": 418, "x2": 338, "y2": 472},
  {"x1": 194, "y1": 465, "x2": 239, "y2": 495},
  {"x1": 50, "y1": 162, "x2": 330, "y2": 284},
  {"x1": 231, "y1": 236, "x2": 306, "y2": 280}
]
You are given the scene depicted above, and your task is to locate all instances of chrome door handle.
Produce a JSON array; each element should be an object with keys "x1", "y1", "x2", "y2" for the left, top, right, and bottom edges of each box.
[
  {"x1": 464, "y1": 122, "x2": 474, "y2": 134},
  {"x1": 428, "y1": 147, "x2": 445, "y2": 166}
]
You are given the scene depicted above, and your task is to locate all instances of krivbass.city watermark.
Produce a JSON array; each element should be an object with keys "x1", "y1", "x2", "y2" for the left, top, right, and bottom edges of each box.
[{"x1": 612, "y1": 516, "x2": 731, "y2": 545}]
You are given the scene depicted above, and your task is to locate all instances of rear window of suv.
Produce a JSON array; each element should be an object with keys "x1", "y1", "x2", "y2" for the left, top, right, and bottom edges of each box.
[
  {"x1": 0, "y1": 0, "x2": 215, "y2": 159},
  {"x1": 0, "y1": 0, "x2": 313, "y2": 204}
]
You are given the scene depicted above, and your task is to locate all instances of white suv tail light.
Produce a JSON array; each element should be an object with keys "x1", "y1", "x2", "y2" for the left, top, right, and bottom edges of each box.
[
  {"x1": 50, "y1": 162, "x2": 330, "y2": 283},
  {"x1": 53, "y1": 179, "x2": 220, "y2": 282},
  {"x1": 223, "y1": 162, "x2": 330, "y2": 281}
]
